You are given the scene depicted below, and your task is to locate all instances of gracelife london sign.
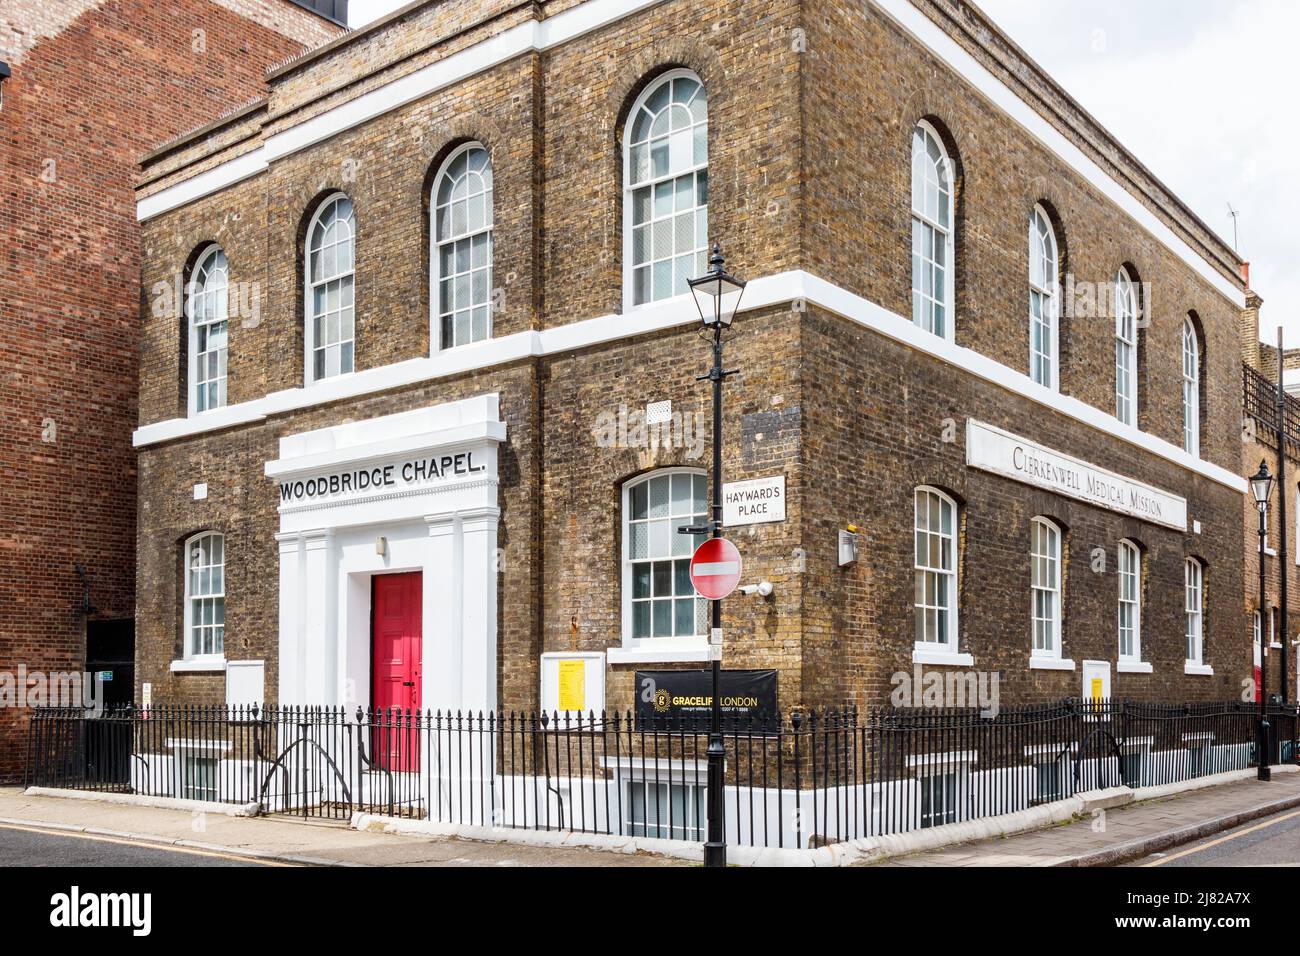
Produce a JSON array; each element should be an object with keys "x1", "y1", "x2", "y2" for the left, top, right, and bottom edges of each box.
[{"x1": 965, "y1": 420, "x2": 1187, "y2": 531}]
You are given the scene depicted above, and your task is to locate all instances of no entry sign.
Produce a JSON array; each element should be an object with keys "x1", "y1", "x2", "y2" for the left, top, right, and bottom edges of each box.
[{"x1": 689, "y1": 537, "x2": 742, "y2": 600}]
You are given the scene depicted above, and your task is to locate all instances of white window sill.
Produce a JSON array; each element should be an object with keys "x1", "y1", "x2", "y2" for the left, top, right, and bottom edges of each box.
[
  {"x1": 170, "y1": 658, "x2": 227, "y2": 673},
  {"x1": 1184, "y1": 662, "x2": 1214, "y2": 676},
  {"x1": 1029, "y1": 657, "x2": 1076, "y2": 671},
  {"x1": 1265, "y1": 547, "x2": 1277, "y2": 557},
  {"x1": 606, "y1": 646, "x2": 710, "y2": 665},
  {"x1": 1117, "y1": 660, "x2": 1153, "y2": 674},
  {"x1": 912, "y1": 646, "x2": 974, "y2": 667}
]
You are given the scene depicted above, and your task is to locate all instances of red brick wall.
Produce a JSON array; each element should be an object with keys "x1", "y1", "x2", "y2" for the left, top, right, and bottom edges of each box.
[{"x1": 0, "y1": 0, "x2": 339, "y2": 781}]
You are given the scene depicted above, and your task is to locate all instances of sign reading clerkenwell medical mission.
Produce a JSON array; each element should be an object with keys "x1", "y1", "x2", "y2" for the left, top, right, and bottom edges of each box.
[
  {"x1": 278, "y1": 450, "x2": 489, "y2": 504},
  {"x1": 965, "y1": 420, "x2": 1187, "y2": 531}
]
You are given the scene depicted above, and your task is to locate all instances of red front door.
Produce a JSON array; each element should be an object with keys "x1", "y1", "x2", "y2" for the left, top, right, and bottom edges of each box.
[{"x1": 371, "y1": 571, "x2": 423, "y2": 771}]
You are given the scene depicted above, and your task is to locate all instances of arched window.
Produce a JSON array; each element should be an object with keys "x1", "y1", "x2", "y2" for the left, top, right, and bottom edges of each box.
[
  {"x1": 305, "y1": 194, "x2": 355, "y2": 383},
  {"x1": 1030, "y1": 517, "x2": 1062, "y2": 658},
  {"x1": 187, "y1": 244, "x2": 228, "y2": 414},
  {"x1": 1117, "y1": 539, "x2": 1142, "y2": 662},
  {"x1": 911, "y1": 121, "x2": 954, "y2": 340},
  {"x1": 184, "y1": 531, "x2": 225, "y2": 660},
  {"x1": 1029, "y1": 207, "x2": 1059, "y2": 389},
  {"x1": 1185, "y1": 558, "x2": 1204, "y2": 665},
  {"x1": 432, "y1": 143, "x2": 493, "y2": 349},
  {"x1": 1182, "y1": 316, "x2": 1201, "y2": 456},
  {"x1": 1114, "y1": 270, "x2": 1138, "y2": 426},
  {"x1": 914, "y1": 486, "x2": 958, "y2": 651},
  {"x1": 624, "y1": 70, "x2": 708, "y2": 309},
  {"x1": 622, "y1": 469, "x2": 708, "y2": 647}
]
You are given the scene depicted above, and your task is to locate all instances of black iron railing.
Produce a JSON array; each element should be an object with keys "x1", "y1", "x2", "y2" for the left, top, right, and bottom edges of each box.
[
  {"x1": 1244, "y1": 362, "x2": 1300, "y2": 456},
  {"x1": 25, "y1": 699, "x2": 1299, "y2": 849}
]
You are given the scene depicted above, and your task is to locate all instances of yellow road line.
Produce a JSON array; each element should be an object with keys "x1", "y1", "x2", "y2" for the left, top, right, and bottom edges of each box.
[
  {"x1": 1142, "y1": 808, "x2": 1300, "y2": 866},
  {"x1": 0, "y1": 822, "x2": 297, "y2": 866}
]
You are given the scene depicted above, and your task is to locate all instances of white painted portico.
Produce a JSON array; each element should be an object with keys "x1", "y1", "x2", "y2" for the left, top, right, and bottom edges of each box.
[{"x1": 265, "y1": 394, "x2": 504, "y2": 714}]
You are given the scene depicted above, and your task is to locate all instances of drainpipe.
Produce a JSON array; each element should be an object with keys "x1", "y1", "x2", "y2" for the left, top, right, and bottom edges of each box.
[{"x1": 1277, "y1": 327, "x2": 1289, "y2": 703}]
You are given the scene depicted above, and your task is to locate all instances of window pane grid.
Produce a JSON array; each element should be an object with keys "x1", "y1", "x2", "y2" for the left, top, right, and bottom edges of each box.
[
  {"x1": 187, "y1": 533, "x2": 225, "y2": 658},
  {"x1": 627, "y1": 473, "x2": 708, "y2": 639},
  {"x1": 1030, "y1": 519, "x2": 1061, "y2": 655},
  {"x1": 911, "y1": 125, "x2": 952, "y2": 339},
  {"x1": 1182, "y1": 318, "x2": 1199, "y2": 455},
  {"x1": 1029, "y1": 209, "x2": 1058, "y2": 388},
  {"x1": 190, "y1": 247, "x2": 229, "y2": 413},
  {"x1": 627, "y1": 74, "x2": 708, "y2": 306},
  {"x1": 1118, "y1": 541, "x2": 1140, "y2": 660},
  {"x1": 914, "y1": 488, "x2": 956, "y2": 647},
  {"x1": 308, "y1": 197, "x2": 355, "y2": 381},
  {"x1": 1185, "y1": 559, "x2": 1203, "y2": 663},
  {"x1": 436, "y1": 146, "x2": 494, "y2": 348},
  {"x1": 1114, "y1": 273, "x2": 1138, "y2": 425}
]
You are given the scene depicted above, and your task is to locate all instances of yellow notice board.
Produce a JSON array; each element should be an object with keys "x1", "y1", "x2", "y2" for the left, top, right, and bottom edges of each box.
[
  {"x1": 558, "y1": 659, "x2": 586, "y2": 712},
  {"x1": 540, "y1": 653, "x2": 605, "y2": 715},
  {"x1": 1090, "y1": 678, "x2": 1103, "y2": 702}
]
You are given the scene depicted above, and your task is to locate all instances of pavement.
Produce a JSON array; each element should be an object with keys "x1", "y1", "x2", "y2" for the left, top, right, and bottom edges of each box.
[
  {"x1": 879, "y1": 769, "x2": 1300, "y2": 866},
  {"x1": 0, "y1": 787, "x2": 686, "y2": 867}
]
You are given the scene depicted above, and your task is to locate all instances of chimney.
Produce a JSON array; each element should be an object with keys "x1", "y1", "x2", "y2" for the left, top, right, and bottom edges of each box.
[{"x1": 1240, "y1": 261, "x2": 1264, "y2": 371}]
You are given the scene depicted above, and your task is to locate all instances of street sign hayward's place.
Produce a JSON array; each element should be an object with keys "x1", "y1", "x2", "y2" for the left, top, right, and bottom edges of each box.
[
  {"x1": 722, "y1": 475, "x2": 785, "y2": 526},
  {"x1": 965, "y1": 419, "x2": 1187, "y2": 531}
]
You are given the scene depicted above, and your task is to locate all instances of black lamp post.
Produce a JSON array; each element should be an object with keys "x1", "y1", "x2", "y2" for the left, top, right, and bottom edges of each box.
[
  {"x1": 686, "y1": 244, "x2": 745, "y2": 868},
  {"x1": 1251, "y1": 459, "x2": 1274, "y2": 781}
]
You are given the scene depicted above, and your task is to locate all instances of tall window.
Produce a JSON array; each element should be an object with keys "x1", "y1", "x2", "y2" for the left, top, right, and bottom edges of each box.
[
  {"x1": 1028, "y1": 207, "x2": 1059, "y2": 388},
  {"x1": 1185, "y1": 558, "x2": 1203, "y2": 664},
  {"x1": 187, "y1": 245, "x2": 228, "y2": 414},
  {"x1": 911, "y1": 122, "x2": 954, "y2": 340},
  {"x1": 1182, "y1": 316, "x2": 1200, "y2": 456},
  {"x1": 305, "y1": 194, "x2": 355, "y2": 382},
  {"x1": 624, "y1": 70, "x2": 708, "y2": 308},
  {"x1": 184, "y1": 532, "x2": 225, "y2": 659},
  {"x1": 1114, "y1": 270, "x2": 1138, "y2": 426},
  {"x1": 914, "y1": 487, "x2": 958, "y2": 650},
  {"x1": 1117, "y1": 539, "x2": 1141, "y2": 661},
  {"x1": 433, "y1": 143, "x2": 493, "y2": 349},
  {"x1": 622, "y1": 470, "x2": 708, "y2": 645},
  {"x1": 1030, "y1": 518, "x2": 1062, "y2": 658}
]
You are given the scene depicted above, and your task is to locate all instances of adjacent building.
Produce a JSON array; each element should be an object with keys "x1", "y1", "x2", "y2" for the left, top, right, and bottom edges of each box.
[
  {"x1": 0, "y1": 0, "x2": 343, "y2": 780},
  {"x1": 131, "y1": 0, "x2": 1251, "y2": 722}
]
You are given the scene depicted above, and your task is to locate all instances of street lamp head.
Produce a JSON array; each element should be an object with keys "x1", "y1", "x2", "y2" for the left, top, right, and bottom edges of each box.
[
  {"x1": 689, "y1": 243, "x2": 746, "y2": 329},
  {"x1": 1251, "y1": 459, "x2": 1274, "y2": 512}
]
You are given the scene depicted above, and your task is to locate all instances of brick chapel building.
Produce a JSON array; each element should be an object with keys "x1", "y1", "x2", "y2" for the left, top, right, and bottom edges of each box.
[
  {"x1": 130, "y1": 0, "x2": 1253, "y2": 720},
  {"x1": 0, "y1": 0, "x2": 343, "y2": 780}
]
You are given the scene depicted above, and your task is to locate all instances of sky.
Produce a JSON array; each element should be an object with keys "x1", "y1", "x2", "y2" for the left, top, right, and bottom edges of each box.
[
  {"x1": 346, "y1": 0, "x2": 1297, "y2": 344},
  {"x1": 958, "y1": 0, "x2": 1297, "y2": 344}
]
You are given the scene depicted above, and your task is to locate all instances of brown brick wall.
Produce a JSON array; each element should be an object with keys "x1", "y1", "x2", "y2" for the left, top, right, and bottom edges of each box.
[
  {"x1": 0, "y1": 0, "x2": 340, "y2": 781},
  {"x1": 132, "y1": 0, "x2": 1251, "y2": 716}
]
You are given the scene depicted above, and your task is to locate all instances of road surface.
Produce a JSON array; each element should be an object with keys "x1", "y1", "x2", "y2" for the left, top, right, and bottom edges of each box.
[
  {"x1": 1130, "y1": 806, "x2": 1300, "y2": 867},
  {"x1": 0, "y1": 823, "x2": 276, "y2": 866}
]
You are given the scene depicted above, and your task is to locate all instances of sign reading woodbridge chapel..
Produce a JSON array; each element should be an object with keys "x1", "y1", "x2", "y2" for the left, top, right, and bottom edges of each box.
[
  {"x1": 965, "y1": 419, "x2": 1187, "y2": 530},
  {"x1": 278, "y1": 450, "x2": 489, "y2": 505}
]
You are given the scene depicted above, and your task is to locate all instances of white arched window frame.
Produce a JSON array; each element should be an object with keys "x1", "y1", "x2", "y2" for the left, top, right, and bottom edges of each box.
[
  {"x1": 914, "y1": 486, "x2": 959, "y2": 653},
  {"x1": 183, "y1": 531, "x2": 225, "y2": 661},
  {"x1": 1030, "y1": 517, "x2": 1062, "y2": 659},
  {"x1": 1117, "y1": 539, "x2": 1142, "y2": 663},
  {"x1": 1029, "y1": 207, "x2": 1059, "y2": 389},
  {"x1": 305, "y1": 193, "x2": 356, "y2": 384},
  {"x1": 1182, "y1": 316, "x2": 1201, "y2": 456},
  {"x1": 623, "y1": 69, "x2": 709, "y2": 311},
  {"x1": 187, "y1": 244, "x2": 229, "y2": 415},
  {"x1": 911, "y1": 121, "x2": 955, "y2": 341},
  {"x1": 620, "y1": 468, "x2": 709, "y2": 653},
  {"x1": 1114, "y1": 270, "x2": 1139, "y2": 426},
  {"x1": 1185, "y1": 558, "x2": 1204, "y2": 665},
  {"x1": 431, "y1": 143, "x2": 493, "y2": 350}
]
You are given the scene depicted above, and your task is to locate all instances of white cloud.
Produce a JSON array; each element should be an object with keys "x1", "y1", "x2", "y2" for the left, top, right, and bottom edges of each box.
[{"x1": 979, "y1": 0, "x2": 1299, "y2": 345}]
